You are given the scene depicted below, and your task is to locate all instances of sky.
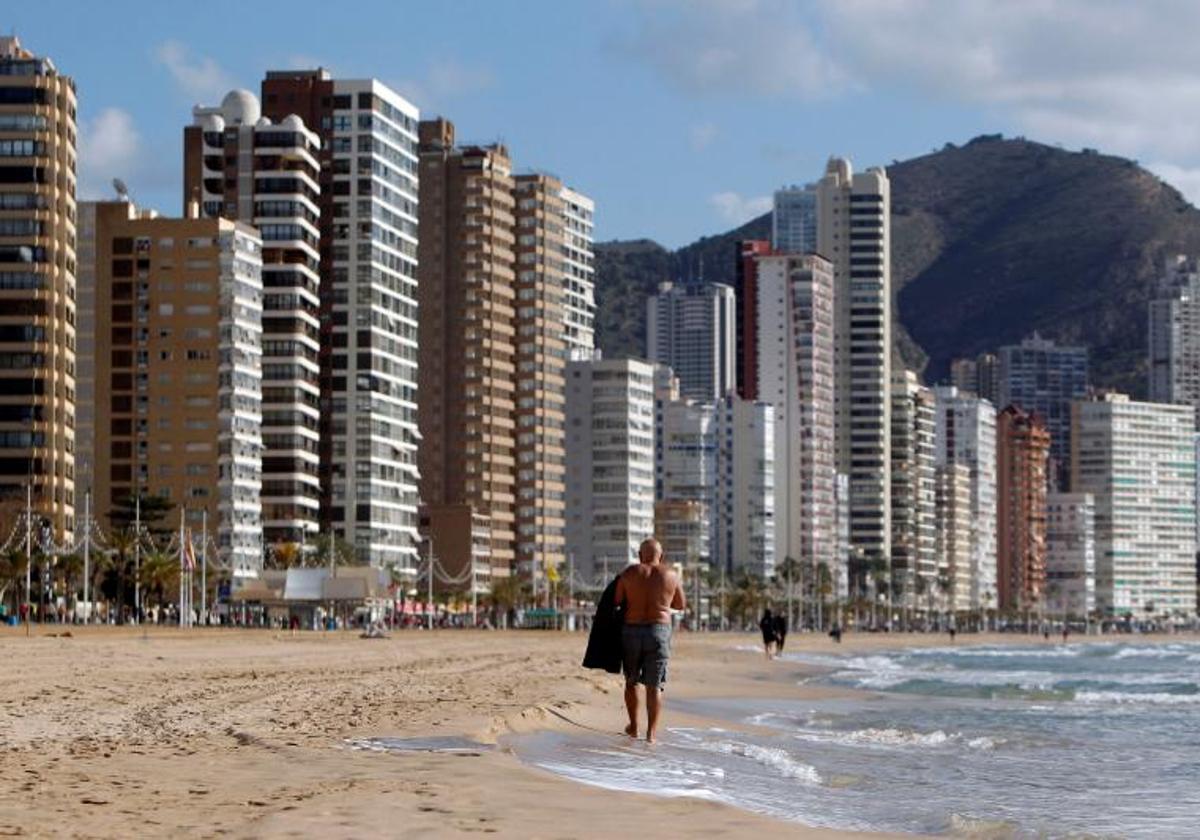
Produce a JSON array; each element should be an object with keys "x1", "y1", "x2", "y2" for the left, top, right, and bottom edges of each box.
[{"x1": 11, "y1": 0, "x2": 1200, "y2": 249}]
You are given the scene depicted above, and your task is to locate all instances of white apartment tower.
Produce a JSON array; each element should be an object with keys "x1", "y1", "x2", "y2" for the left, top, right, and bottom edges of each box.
[
  {"x1": 772, "y1": 184, "x2": 817, "y2": 253},
  {"x1": 817, "y1": 157, "x2": 892, "y2": 567},
  {"x1": 754, "y1": 253, "x2": 836, "y2": 572},
  {"x1": 565, "y1": 355, "x2": 656, "y2": 580},
  {"x1": 560, "y1": 186, "x2": 596, "y2": 355},
  {"x1": 646, "y1": 281, "x2": 736, "y2": 402},
  {"x1": 261, "y1": 71, "x2": 421, "y2": 573},
  {"x1": 933, "y1": 386, "x2": 998, "y2": 611},
  {"x1": 713, "y1": 395, "x2": 775, "y2": 577},
  {"x1": 1045, "y1": 492, "x2": 1096, "y2": 618},
  {"x1": 1071, "y1": 395, "x2": 1196, "y2": 617},
  {"x1": 1149, "y1": 254, "x2": 1200, "y2": 427}
]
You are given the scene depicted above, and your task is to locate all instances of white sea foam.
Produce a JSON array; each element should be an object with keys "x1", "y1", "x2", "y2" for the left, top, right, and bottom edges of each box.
[
  {"x1": 1074, "y1": 690, "x2": 1200, "y2": 706},
  {"x1": 708, "y1": 741, "x2": 824, "y2": 784}
]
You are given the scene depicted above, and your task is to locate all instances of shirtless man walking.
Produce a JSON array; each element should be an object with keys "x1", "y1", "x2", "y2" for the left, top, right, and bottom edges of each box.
[{"x1": 614, "y1": 538, "x2": 685, "y2": 743}]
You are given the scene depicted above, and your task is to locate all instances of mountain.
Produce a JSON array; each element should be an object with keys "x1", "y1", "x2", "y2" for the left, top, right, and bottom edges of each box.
[{"x1": 594, "y1": 135, "x2": 1200, "y2": 395}]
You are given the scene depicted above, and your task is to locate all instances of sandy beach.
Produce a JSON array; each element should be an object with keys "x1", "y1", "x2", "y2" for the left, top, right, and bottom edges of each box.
[{"x1": 1, "y1": 626, "x2": 1181, "y2": 838}]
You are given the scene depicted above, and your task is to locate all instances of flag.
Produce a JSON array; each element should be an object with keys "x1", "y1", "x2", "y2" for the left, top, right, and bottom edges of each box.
[{"x1": 183, "y1": 529, "x2": 196, "y2": 571}]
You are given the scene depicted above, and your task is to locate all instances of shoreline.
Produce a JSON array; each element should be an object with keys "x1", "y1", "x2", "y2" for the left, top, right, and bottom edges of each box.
[{"x1": 2, "y1": 627, "x2": 1194, "y2": 837}]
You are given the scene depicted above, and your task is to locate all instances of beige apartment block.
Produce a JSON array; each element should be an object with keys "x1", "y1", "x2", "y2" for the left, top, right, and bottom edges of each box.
[
  {"x1": 90, "y1": 201, "x2": 264, "y2": 577},
  {"x1": 417, "y1": 118, "x2": 517, "y2": 582},
  {"x1": 0, "y1": 37, "x2": 76, "y2": 540},
  {"x1": 513, "y1": 173, "x2": 572, "y2": 587}
]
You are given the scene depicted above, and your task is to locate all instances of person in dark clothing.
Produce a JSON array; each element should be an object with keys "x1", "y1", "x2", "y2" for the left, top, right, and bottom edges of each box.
[
  {"x1": 582, "y1": 575, "x2": 625, "y2": 674},
  {"x1": 759, "y1": 609, "x2": 776, "y2": 659},
  {"x1": 829, "y1": 624, "x2": 842, "y2": 643},
  {"x1": 772, "y1": 612, "x2": 788, "y2": 654}
]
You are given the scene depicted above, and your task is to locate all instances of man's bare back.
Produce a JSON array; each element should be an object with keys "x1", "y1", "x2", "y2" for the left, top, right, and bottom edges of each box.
[{"x1": 616, "y1": 561, "x2": 684, "y2": 625}]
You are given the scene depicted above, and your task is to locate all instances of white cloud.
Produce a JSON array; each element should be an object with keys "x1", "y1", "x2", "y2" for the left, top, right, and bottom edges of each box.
[
  {"x1": 689, "y1": 121, "x2": 718, "y2": 151},
  {"x1": 709, "y1": 191, "x2": 772, "y2": 225},
  {"x1": 78, "y1": 108, "x2": 141, "y2": 199},
  {"x1": 617, "y1": 0, "x2": 851, "y2": 99},
  {"x1": 622, "y1": 0, "x2": 1200, "y2": 181},
  {"x1": 154, "y1": 40, "x2": 234, "y2": 101},
  {"x1": 396, "y1": 58, "x2": 496, "y2": 108}
]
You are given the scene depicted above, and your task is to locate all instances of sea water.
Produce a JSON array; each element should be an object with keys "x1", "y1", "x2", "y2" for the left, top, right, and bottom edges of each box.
[{"x1": 513, "y1": 641, "x2": 1200, "y2": 837}]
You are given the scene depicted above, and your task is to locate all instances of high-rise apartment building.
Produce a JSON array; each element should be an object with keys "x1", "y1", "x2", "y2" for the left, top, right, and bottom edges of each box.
[
  {"x1": 560, "y1": 186, "x2": 595, "y2": 355},
  {"x1": 260, "y1": 69, "x2": 421, "y2": 573},
  {"x1": 183, "y1": 89, "x2": 322, "y2": 551},
  {"x1": 817, "y1": 157, "x2": 892, "y2": 566},
  {"x1": 416, "y1": 118, "x2": 516, "y2": 582},
  {"x1": 1071, "y1": 394, "x2": 1196, "y2": 617},
  {"x1": 772, "y1": 184, "x2": 817, "y2": 253},
  {"x1": 0, "y1": 37, "x2": 76, "y2": 540},
  {"x1": 90, "y1": 201, "x2": 264, "y2": 576},
  {"x1": 934, "y1": 386, "x2": 997, "y2": 611},
  {"x1": 658, "y1": 399, "x2": 716, "y2": 505},
  {"x1": 75, "y1": 203, "x2": 96, "y2": 499},
  {"x1": 513, "y1": 172, "x2": 590, "y2": 586},
  {"x1": 734, "y1": 239, "x2": 773, "y2": 400},
  {"x1": 565, "y1": 355, "x2": 656, "y2": 580},
  {"x1": 950, "y1": 352, "x2": 999, "y2": 404},
  {"x1": 754, "y1": 253, "x2": 836, "y2": 572},
  {"x1": 996, "y1": 405, "x2": 1050, "y2": 611},
  {"x1": 998, "y1": 333, "x2": 1087, "y2": 489},
  {"x1": 1149, "y1": 255, "x2": 1200, "y2": 426},
  {"x1": 712, "y1": 395, "x2": 775, "y2": 578},
  {"x1": 890, "y1": 370, "x2": 937, "y2": 605},
  {"x1": 646, "y1": 281, "x2": 736, "y2": 402},
  {"x1": 934, "y1": 462, "x2": 973, "y2": 612},
  {"x1": 1045, "y1": 492, "x2": 1095, "y2": 618}
]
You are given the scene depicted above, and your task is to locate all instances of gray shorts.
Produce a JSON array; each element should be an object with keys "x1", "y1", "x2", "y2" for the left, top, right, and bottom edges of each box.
[{"x1": 622, "y1": 623, "x2": 672, "y2": 689}]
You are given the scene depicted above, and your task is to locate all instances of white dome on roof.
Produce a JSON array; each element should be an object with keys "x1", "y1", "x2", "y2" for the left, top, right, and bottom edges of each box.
[
  {"x1": 197, "y1": 112, "x2": 225, "y2": 132},
  {"x1": 220, "y1": 89, "x2": 261, "y2": 125},
  {"x1": 281, "y1": 114, "x2": 304, "y2": 129},
  {"x1": 256, "y1": 116, "x2": 272, "y2": 127}
]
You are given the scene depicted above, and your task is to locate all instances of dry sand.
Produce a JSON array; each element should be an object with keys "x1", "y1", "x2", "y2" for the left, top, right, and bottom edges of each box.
[{"x1": 0, "y1": 625, "x2": 1148, "y2": 838}]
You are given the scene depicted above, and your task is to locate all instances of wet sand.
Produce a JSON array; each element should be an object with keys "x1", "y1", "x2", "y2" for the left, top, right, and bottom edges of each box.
[{"x1": 0, "y1": 625, "x2": 1154, "y2": 837}]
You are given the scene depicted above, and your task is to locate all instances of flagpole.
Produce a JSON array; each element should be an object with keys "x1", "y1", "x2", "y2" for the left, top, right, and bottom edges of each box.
[
  {"x1": 200, "y1": 509, "x2": 207, "y2": 625},
  {"x1": 179, "y1": 507, "x2": 185, "y2": 627},
  {"x1": 82, "y1": 491, "x2": 90, "y2": 624},
  {"x1": 133, "y1": 494, "x2": 141, "y2": 624}
]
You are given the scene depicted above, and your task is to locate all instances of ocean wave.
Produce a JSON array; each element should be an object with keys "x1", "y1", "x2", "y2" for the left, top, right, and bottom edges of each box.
[
  {"x1": 674, "y1": 730, "x2": 824, "y2": 785},
  {"x1": 1074, "y1": 690, "x2": 1200, "y2": 706}
]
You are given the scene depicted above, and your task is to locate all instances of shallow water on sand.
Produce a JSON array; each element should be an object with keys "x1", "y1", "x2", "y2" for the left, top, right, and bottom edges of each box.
[{"x1": 513, "y1": 640, "x2": 1200, "y2": 837}]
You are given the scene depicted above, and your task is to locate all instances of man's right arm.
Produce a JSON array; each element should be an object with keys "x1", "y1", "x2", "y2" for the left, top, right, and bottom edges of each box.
[{"x1": 670, "y1": 575, "x2": 685, "y2": 611}]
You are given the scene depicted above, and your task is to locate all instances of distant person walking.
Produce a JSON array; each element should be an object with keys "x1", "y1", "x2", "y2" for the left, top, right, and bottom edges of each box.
[
  {"x1": 615, "y1": 538, "x2": 685, "y2": 744},
  {"x1": 759, "y1": 609, "x2": 777, "y2": 659},
  {"x1": 772, "y1": 612, "x2": 788, "y2": 655}
]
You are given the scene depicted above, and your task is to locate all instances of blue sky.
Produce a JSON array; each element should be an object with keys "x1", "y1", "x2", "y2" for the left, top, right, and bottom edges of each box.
[{"x1": 11, "y1": 1, "x2": 1200, "y2": 248}]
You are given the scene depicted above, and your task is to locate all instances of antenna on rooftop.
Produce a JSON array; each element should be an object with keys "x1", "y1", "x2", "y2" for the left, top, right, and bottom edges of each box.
[{"x1": 112, "y1": 178, "x2": 130, "y2": 202}]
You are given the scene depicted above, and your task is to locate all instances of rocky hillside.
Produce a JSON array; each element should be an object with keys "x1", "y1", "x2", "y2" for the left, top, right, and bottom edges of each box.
[{"x1": 595, "y1": 136, "x2": 1200, "y2": 394}]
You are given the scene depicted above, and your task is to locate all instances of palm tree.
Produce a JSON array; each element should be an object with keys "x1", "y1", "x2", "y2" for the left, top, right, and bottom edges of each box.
[
  {"x1": 105, "y1": 528, "x2": 139, "y2": 623},
  {"x1": 0, "y1": 548, "x2": 27, "y2": 618},
  {"x1": 727, "y1": 570, "x2": 766, "y2": 628},
  {"x1": 138, "y1": 547, "x2": 178, "y2": 616},
  {"x1": 267, "y1": 540, "x2": 304, "y2": 570}
]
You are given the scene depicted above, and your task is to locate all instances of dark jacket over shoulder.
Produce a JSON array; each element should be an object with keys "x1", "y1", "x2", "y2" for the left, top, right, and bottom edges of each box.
[{"x1": 582, "y1": 576, "x2": 623, "y2": 673}]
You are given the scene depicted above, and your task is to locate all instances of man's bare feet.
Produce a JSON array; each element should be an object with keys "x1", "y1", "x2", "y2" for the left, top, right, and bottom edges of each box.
[
  {"x1": 624, "y1": 723, "x2": 638, "y2": 738},
  {"x1": 646, "y1": 732, "x2": 656, "y2": 744}
]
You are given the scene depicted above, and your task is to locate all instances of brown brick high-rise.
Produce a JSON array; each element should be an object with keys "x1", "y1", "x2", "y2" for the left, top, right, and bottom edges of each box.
[{"x1": 997, "y1": 404, "x2": 1050, "y2": 611}]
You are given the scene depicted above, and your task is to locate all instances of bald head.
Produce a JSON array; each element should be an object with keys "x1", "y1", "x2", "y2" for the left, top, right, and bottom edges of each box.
[{"x1": 638, "y1": 538, "x2": 663, "y2": 565}]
